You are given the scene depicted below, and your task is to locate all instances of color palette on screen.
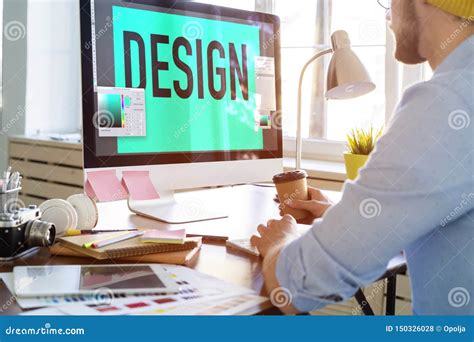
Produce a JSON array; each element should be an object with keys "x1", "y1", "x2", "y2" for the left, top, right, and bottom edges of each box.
[{"x1": 259, "y1": 114, "x2": 271, "y2": 129}]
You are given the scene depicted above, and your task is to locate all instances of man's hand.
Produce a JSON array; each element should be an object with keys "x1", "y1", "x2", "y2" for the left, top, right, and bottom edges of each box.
[
  {"x1": 279, "y1": 186, "x2": 333, "y2": 221},
  {"x1": 250, "y1": 215, "x2": 301, "y2": 315},
  {"x1": 250, "y1": 214, "x2": 299, "y2": 257}
]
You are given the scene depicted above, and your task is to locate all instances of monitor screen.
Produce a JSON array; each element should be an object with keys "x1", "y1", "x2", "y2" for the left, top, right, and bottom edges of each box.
[{"x1": 81, "y1": 0, "x2": 282, "y2": 168}]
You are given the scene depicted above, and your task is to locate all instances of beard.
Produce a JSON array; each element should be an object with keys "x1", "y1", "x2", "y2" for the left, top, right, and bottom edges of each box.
[{"x1": 393, "y1": 1, "x2": 427, "y2": 64}]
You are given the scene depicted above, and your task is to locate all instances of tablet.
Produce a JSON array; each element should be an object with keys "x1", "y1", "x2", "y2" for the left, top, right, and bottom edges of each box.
[{"x1": 13, "y1": 264, "x2": 179, "y2": 297}]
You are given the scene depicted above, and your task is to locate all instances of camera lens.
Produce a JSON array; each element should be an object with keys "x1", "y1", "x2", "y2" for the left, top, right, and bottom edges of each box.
[{"x1": 25, "y1": 220, "x2": 56, "y2": 247}]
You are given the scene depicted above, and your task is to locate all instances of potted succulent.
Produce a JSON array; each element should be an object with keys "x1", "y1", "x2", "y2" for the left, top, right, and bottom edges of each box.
[{"x1": 344, "y1": 126, "x2": 383, "y2": 180}]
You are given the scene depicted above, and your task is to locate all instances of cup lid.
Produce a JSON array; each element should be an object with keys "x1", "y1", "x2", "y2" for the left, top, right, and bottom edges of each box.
[{"x1": 272, "y1": 170, "x2": 308, "y2": 184}]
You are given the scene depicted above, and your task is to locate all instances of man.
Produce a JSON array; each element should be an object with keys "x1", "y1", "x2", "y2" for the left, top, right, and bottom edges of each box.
[{"x1": 251, "y1": 0, "x2": 473, "y2": 315}]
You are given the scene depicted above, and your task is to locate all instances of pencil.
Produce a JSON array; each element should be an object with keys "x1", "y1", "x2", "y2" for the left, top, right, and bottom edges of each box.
[
  {"x1": 83, "y1": 231, "x2": 144, "y2": 249},
  {"x1": 66, "y1": 228, "x2": 138, "y2": 236}
]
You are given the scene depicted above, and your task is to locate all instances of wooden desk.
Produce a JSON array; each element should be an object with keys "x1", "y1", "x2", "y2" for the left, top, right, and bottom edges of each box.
[
  {"x1": 0, "y1": 185, "x2": 403, "y2": 315},
  {"x1": 0, "y1": 185, "x2": 297, "y2": 314}
]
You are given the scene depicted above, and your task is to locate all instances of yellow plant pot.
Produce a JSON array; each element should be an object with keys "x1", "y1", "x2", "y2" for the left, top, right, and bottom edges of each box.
[{"x1": 344, "y1": 152, "x2": 369, "y2": 180}]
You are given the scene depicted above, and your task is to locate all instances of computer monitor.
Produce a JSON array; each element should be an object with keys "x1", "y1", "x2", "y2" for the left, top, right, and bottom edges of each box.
[{"x1": 80, "y1": 0, "x2": 282, "y2": 223}]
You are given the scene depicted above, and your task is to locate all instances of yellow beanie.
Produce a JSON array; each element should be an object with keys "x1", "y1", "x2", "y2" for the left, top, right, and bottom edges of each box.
[{"x1": 427, "y1": 0, "x2": 474, "y2": 18}]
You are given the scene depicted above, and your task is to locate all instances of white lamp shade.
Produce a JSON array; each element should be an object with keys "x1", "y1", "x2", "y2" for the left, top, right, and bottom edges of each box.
[{"x1": 325, "y1": 30, "x2": 376, "y2": 100}]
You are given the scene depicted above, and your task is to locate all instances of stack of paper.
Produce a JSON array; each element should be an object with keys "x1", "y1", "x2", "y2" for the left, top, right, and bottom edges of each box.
[
  {"x1": 53, "y1": 233, "x2": 200, "y2": 261},
  {"x1": 0, "y1": 265, "x2": 269, "y2": 316}
]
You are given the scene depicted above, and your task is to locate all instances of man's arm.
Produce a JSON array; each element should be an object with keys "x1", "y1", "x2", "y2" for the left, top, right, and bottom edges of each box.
[
  {"x1": 254, "y1": 82, "x2": 473, "y2": 313},
  {"x1": 261, "y1": 247, "x2": 300, "y2": 315}
]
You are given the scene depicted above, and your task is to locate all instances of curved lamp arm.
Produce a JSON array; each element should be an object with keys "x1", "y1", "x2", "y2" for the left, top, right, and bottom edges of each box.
[{"x1": 296, "y1": 48, "x2": 333, "y2": 170}]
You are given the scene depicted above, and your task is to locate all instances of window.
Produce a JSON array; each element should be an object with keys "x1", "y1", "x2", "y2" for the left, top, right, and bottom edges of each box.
[
  {"x1": 199, "y1": 0, "x2": 255, "y2": 11},
  {"x1": 275, "y1": 0, "x2": 387, "y2": 142},
  {"x1": 199, "y1": 0, "x2": 392, "y2": 160},
  {"x1": 193, "y1": 1, "x2": 432, "y2": 162}
]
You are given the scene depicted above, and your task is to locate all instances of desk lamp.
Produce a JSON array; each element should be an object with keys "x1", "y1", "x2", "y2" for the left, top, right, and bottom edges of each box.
[{"x1": 296, "y1": 30, "x2": 376, "y2": 169}]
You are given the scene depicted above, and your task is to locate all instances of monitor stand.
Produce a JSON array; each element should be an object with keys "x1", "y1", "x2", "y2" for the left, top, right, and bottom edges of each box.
[{"x1": 127, "y1": 190, "x2": 228, "y2": 224}]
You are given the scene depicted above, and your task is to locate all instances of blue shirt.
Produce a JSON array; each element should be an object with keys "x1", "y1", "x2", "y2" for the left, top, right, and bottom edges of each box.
[{"x1": 276, "y1": 36, "x2": 474, "y2": 315}]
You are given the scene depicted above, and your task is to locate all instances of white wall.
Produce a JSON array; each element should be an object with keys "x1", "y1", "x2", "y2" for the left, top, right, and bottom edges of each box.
[
  {"x1": 25, "y1": 0, "x2": 81, "y2": 135},
  {"x1": 0, "y1": 0, "x2": 28, "y2": 171}
]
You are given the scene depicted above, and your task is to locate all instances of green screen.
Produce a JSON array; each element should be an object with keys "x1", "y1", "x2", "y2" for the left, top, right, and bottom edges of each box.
[{"x1": 112, "y1": 6, "x2": 264, "y2": 154}]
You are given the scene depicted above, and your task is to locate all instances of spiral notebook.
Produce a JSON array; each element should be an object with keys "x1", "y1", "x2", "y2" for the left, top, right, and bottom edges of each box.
[
  {"x1": 57, "y1": 232, "x2": 200, "y2": 260},
  {"x1": 50, "y1": 242, "x2": 201, "y2": 265}
]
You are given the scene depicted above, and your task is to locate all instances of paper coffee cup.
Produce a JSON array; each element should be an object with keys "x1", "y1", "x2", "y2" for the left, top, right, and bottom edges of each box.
[{"x1": 273, "y1": 170, "x2": 309, "y2": 220}]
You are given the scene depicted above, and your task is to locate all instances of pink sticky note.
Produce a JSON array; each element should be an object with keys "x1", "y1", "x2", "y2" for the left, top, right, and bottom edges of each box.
[
  {"x1": 85, "y1": 170, "x2": 128, "y2": 202},
  {"x1": 121, "y1": 171, "x2": 160, "y2": 200}
]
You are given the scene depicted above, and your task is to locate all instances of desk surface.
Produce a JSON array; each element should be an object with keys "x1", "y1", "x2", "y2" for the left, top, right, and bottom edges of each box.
[
  {"x1": 0, "y1": 185, "x2": 294, "y2": 314},
  {"x1": 0, "y1": 185, "x2": 404, "y2": 315}
]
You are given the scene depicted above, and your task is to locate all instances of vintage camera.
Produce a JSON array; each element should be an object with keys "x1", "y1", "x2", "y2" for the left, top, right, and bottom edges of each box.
[{"x1": 0, "y1": 204, "x2": 56, "y2": 259}]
